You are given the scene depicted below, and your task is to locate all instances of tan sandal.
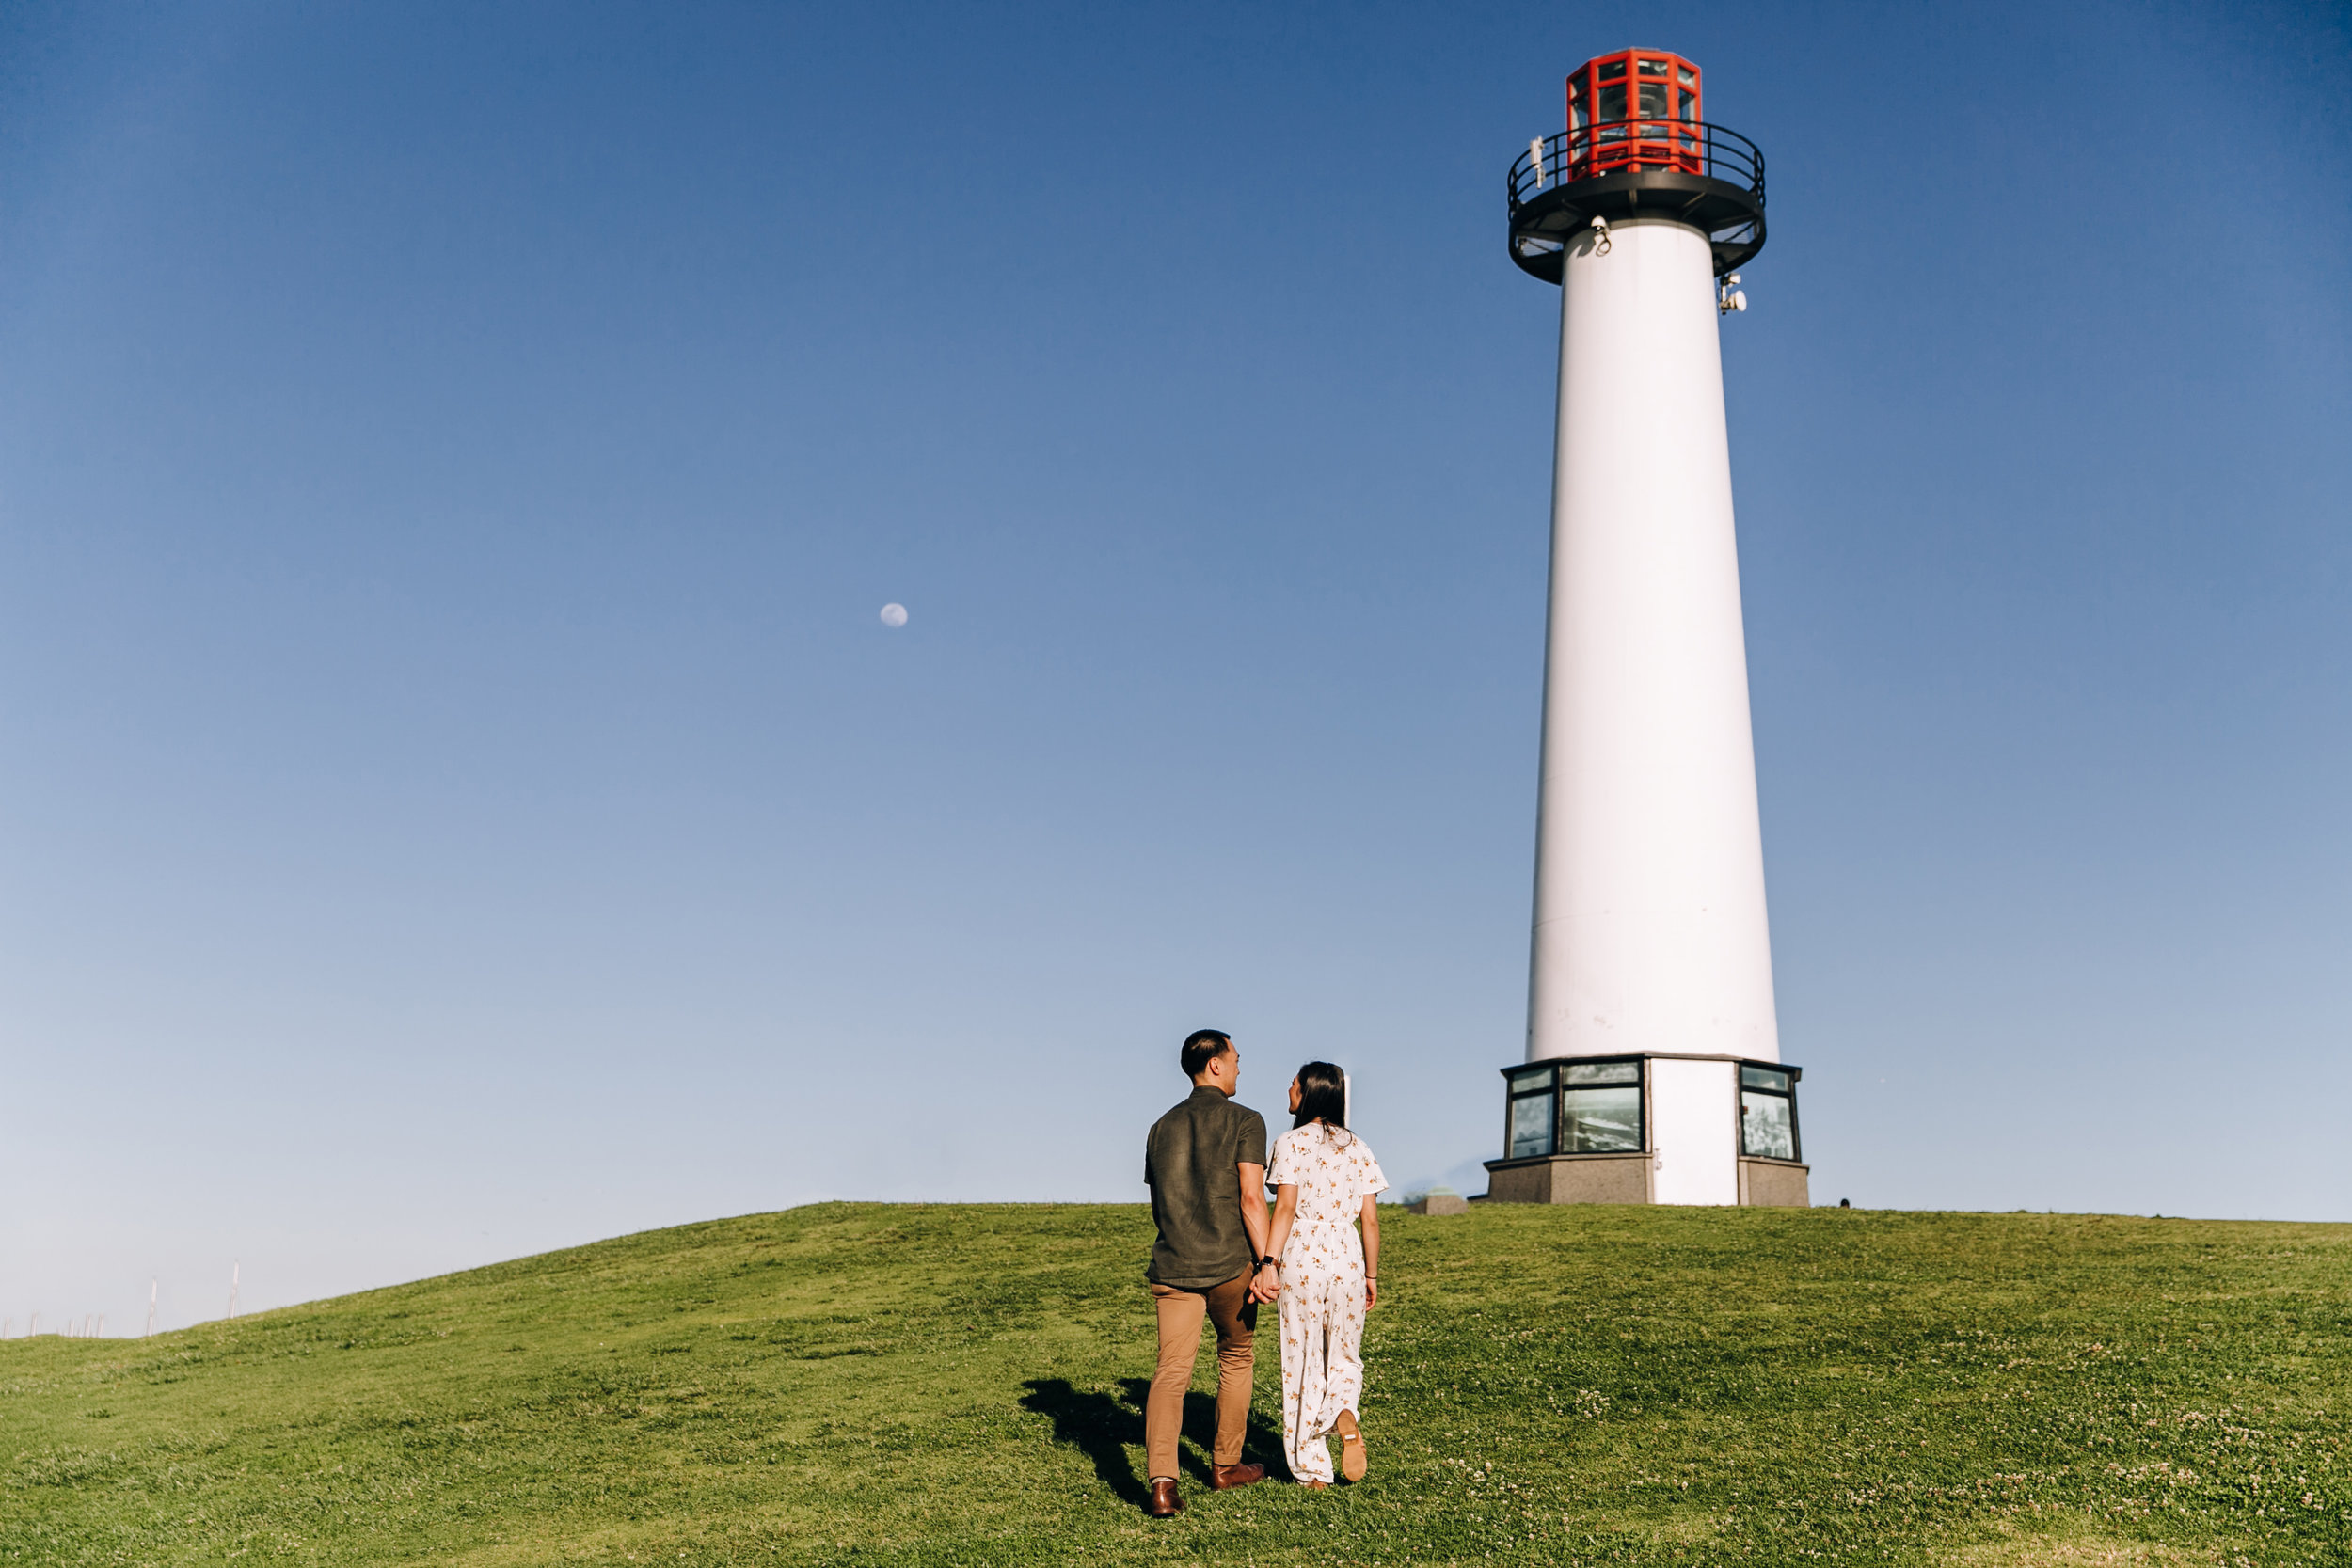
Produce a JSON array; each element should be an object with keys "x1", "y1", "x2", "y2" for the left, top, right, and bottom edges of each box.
[{"x1": 1335, "y1": 1410, "x2": 1367, "y2": 1482}]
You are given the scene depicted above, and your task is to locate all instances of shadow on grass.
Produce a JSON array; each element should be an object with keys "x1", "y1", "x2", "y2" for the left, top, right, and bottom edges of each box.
[{"x1": 1020, "y1": 1377, "x2": 1294, "y2": 1503}]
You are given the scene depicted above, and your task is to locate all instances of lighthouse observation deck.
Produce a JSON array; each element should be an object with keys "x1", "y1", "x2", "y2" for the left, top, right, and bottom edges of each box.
[
  {"x1": 1507, "y1": 123, "x2": 1765, "y2": 281},
  {"x1": 1507, "y1": 49, "x2": 1765, "y2": 281}
]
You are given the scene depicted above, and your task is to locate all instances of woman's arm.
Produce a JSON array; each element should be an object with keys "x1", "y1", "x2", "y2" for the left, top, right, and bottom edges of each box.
[
  {"x1": 1263, "y1": 1184, "x2": 1301, "y2": 1293},
  {"x1": 1359, "y1": 1192, "x2": 1380, "y2": 1309}
]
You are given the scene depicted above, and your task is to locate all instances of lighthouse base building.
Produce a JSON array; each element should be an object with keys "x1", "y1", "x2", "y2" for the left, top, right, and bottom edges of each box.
[
  {"x1": 1483, "y1": 49, "x2": 1807, "y2": 1208},
  {"x1": 1483, "y1": 1054, "x2": 1806, "y2": 1208}
]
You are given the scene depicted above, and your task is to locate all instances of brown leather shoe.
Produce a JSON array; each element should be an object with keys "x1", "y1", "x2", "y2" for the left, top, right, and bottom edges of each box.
[
  {"x1": 1145, "y1": 1479, "x2": 1183, "y2": 1517},
  {"x1": 1210, "y1": 1462, "x2": 1265, "y2": 1490}
]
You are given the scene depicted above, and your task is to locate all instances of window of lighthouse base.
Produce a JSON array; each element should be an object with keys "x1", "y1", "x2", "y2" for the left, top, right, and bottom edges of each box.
[
  {"x1": 1506, "y1": 1066, "x2": 1556, "y2": 1158},
  {"x1": 1559, "y1": 1060, "x2": 1643, "y2": 1152},
  {"x1": 1502, "y1": 1058, "x2": 1645, "y2": 1159},
  {"x1": 1740, "y1": 1064, "x2": 1801, "y2": 1161}
]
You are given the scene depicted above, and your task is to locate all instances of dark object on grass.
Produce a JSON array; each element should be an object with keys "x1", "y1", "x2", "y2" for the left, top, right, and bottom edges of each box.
[{"x1": 1839, "y1": 1198, "x2": 1851, "y2": 1208}]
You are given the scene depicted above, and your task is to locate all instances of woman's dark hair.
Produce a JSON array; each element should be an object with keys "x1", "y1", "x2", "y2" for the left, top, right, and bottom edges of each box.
[{"x1": 1292, "y1": 1061, "x2": 1348, "y2": 1134}]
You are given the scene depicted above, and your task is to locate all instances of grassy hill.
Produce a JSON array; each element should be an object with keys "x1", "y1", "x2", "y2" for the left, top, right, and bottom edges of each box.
[{"x1": 2, "y1": 1203, "x2": 2345, "y2": 1566}]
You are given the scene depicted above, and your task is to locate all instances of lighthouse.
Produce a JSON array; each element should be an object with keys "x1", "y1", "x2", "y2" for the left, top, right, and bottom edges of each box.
[{"x1": 1483, "y1": 50, "x2": 1809, "y2": 1208}]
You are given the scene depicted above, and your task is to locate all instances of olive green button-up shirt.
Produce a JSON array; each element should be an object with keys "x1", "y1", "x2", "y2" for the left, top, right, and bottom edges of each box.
[{"x1": 1144, "y1": 1085, "x2": 1270, "y2": 1288}]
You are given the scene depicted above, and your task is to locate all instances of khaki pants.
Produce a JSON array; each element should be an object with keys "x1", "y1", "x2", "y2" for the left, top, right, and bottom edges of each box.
[{"x1": 1146, "y1": 1272, "x2": 1257, "y2": 1479}]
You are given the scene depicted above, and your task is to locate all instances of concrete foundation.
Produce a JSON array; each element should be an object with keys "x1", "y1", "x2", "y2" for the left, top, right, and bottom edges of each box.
[
  {"x1": 1484, "y1": 1150, "x2": 1810, "y2": 1207},
  {"x1": 1483, "y1": 1151, "x2": 1652, "y2": 1205},
  {"x1": 1737, "y1": 1157, "x2": 1810, "y2": 1207}
]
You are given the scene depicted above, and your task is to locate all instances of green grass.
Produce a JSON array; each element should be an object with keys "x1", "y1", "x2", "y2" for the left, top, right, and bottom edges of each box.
[{"x1": 3, "y1": 1203, "x2": 2347, "y2": 1565}]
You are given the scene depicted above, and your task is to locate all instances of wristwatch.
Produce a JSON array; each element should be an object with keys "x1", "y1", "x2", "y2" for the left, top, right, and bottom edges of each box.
[{"x1": 1258, "y1": 1255, "x2": 1279, "y2": 1270}]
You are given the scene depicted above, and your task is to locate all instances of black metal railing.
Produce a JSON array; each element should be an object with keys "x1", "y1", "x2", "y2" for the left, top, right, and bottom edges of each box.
[{"x1": 1507, "y1": 120, "x2": 1766, "y2": 213}]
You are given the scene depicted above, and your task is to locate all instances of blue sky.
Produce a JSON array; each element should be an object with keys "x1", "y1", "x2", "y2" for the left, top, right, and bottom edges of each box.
[{"x1": 3, "y1": 1, "x2": 2346, "y2": 1331}]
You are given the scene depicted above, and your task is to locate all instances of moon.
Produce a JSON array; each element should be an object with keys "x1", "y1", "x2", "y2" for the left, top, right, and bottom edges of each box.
[{"x1": 879, "y1": 603, "x2": 908, "y2": 627}]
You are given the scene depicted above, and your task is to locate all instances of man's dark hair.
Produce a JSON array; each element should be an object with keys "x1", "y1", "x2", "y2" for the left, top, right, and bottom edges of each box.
[{"x1": 1180, "y1": 1029, "x2": 1232, "y2": 1080}]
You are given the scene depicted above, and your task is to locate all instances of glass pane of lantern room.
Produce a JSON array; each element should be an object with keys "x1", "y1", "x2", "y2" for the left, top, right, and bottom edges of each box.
[
  {"x1": 1598, "y1": 82, "x2": 1626, "y2": 123},
  {"x1": 1638, "y1": 81, "x2": 1668, "y2": 121}
]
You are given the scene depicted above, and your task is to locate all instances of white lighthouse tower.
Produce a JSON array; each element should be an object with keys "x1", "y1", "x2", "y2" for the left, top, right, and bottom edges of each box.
[{"x1": 1484, "y1": 50, "x2": 1809, "y2": 1208}]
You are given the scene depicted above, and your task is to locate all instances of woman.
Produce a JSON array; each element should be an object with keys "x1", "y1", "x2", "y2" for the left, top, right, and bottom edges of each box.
[{"x1": 1263, "y1": 1061, "x2": 1386, "y2": 1488}]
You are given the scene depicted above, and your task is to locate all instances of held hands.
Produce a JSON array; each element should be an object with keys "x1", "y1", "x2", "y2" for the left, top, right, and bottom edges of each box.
[{"x1": 1250, "y1": 1263, "x2": 1282, "y2": 1303}]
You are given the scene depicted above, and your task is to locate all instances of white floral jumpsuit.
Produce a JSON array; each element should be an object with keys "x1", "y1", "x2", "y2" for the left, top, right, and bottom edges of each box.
[{"x1": 1266, "y1": 1123, "x2": 1387, "y2": 1484}]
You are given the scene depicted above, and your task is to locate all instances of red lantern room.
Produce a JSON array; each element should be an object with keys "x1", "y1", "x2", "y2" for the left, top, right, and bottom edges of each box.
[{"x1": 1565, "y1": 49, "x2": 1703, "y2": 178}]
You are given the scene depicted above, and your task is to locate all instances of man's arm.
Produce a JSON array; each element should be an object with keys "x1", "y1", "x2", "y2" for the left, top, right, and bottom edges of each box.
[{"x1": 1237, "y1": 1163, "x2": 1279, "y2": 1299}]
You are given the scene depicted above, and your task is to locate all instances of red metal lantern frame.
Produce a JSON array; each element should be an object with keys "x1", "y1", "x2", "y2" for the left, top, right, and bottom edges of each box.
[{"x1": 1565, "y1": 49, "x2": 1704, "y2": 179}]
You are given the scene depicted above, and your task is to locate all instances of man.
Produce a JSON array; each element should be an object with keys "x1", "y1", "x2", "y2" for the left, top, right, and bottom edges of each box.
[{"x1": 1139, "y1": 1028, "x2": 1282, "y2": 1518}]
